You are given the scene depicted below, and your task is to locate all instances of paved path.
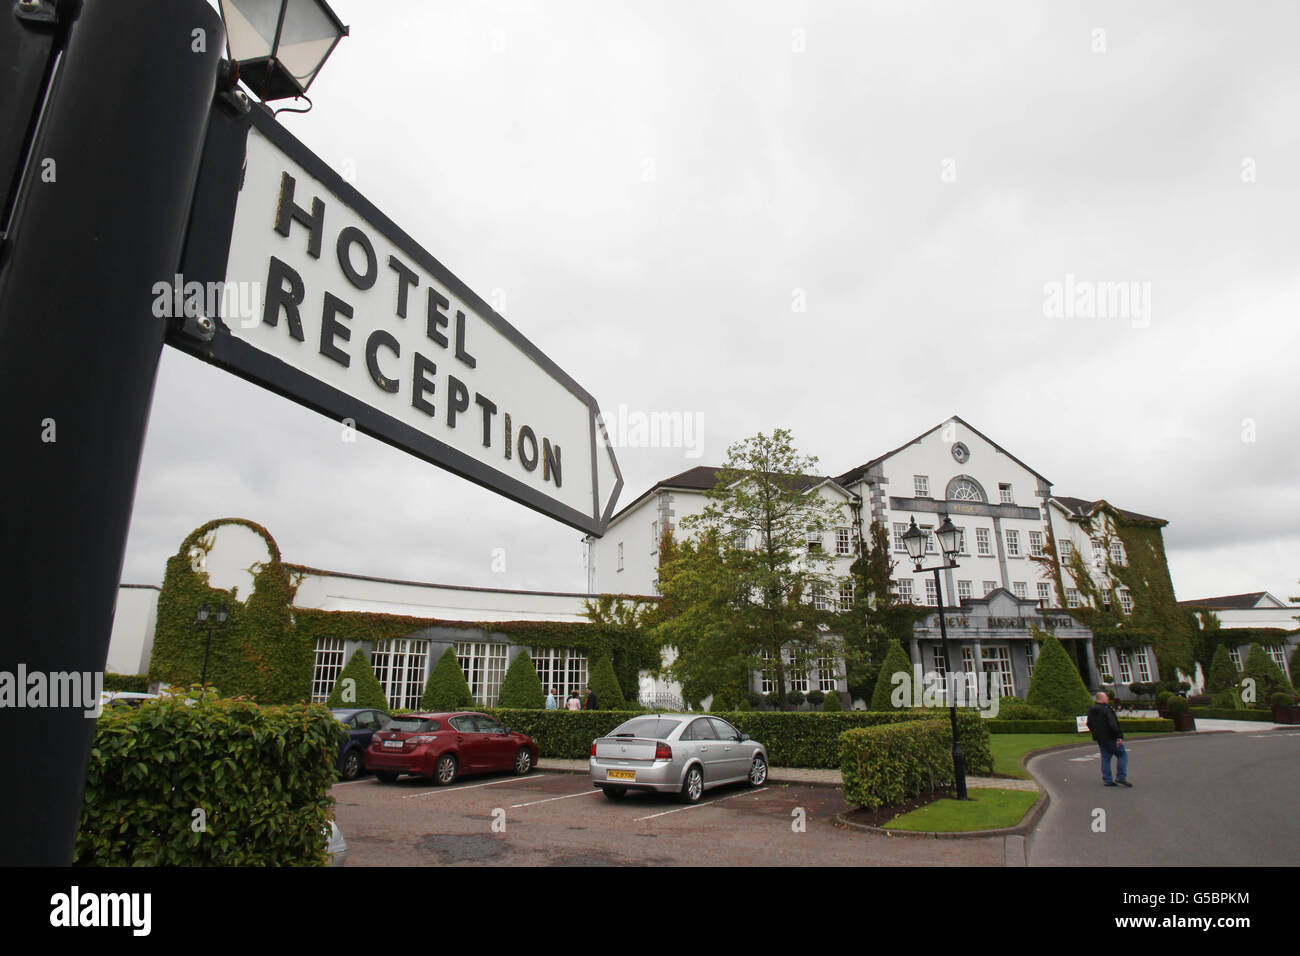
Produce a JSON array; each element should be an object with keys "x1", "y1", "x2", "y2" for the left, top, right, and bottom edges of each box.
[{"x1": 1024, "y1": 729, "x2": 1300, "y2": 866}]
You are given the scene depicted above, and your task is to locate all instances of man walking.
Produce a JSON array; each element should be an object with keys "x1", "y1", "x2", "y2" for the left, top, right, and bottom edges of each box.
[{"x1": 1086, "y1": 691, "x2": 1132, "y2": 788}]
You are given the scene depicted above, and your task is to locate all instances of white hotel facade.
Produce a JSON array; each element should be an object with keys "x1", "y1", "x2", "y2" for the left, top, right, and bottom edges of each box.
[{"x1": 585, "y1": 416, "x2": 1176, "y2": 704}]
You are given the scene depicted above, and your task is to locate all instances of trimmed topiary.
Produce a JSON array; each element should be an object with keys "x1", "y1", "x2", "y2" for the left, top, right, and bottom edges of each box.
[
  {"x1": 870, "y1": 640, "x2": 914, "y2": 711},
  {"x1": 993, "y1": 696, "x2": 1047, "y2": 721},
  {"x1": 787, "y1": 689, "x2": 806, "y2": 707},
  {"x1": 1207, "y1": 644, "x2": 1237, "y2": 700},
  {"x1": 325, "y1": 650, "x2": 389, "y2": 710},
  {"x1": 807, "y1": 689, "x2": 825, "y2": 706},
  {"x1": 497, "y1": 650, "x2": 545, "y2": 709},
  {"x1": 1025, "y1": 636, "x2": 1092, "y2": 719},
  {"x1": 1240, "y1": 643, "x2": 1293, "y2": 708},
  {"x1": 822, "y1": 689, "x2": 843, "y2": 711},
  {"x1": 588, "y1": 654, "x2": 626, "y2": 710},
  {"x1": 422, "y1": 647, "x2": 475, "y2": 710}
]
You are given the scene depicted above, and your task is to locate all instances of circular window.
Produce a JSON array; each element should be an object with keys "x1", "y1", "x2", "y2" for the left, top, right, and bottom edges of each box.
[{"x1": 951, "y1": 442, "x2": 970, "y2": 464}]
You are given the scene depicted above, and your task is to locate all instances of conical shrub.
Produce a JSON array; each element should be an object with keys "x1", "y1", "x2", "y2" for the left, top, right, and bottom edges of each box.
[{"x1": 325, "y1": 650, "x2": 389, "y2": 710}]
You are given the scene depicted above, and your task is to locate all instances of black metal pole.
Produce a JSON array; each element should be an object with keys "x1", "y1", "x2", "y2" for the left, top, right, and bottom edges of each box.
[
  {"x1": 934, "y1": 566, "x2": 968, "y2": 800},
  {"x1": 200, "y1": 627, "x2": 213, "y2": 691},
  {"x1": 0, "y1": 0, "x2": 224, "y2": 864}
]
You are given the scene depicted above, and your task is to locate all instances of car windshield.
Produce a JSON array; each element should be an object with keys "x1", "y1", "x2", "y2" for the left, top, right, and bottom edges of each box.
[
  {"x1": 607, "y1": 718, "x2": 681, "y2": 739},
  {"x1": 387, "y1": 717, "x2": 440, "y2": 733}
]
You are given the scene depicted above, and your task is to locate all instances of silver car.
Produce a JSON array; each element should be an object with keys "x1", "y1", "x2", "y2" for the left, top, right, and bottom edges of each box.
[{"x1": 589, "y1": 714, "x2": 768, "y2": 803}]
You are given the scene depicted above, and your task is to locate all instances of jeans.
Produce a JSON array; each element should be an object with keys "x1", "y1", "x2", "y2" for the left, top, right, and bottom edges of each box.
[{"x1": 1098, "y1": 739, "x2": 1128, "y2": 783}]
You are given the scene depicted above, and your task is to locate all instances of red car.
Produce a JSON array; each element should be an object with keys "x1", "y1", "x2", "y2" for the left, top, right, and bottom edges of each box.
[{"x1": 366, "y1": 711, "x2": 538, "y2": 785}]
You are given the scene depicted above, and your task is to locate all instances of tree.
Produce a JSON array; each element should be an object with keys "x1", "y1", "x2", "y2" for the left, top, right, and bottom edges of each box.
[
  {"x1": 1026, "y1": 635, "x2": 1092, "y2": 719},
  {"x1": 587, "y1": 655, "x2": 626, "y2": 710},
  {"x1": 870, "y1": 640, "x2": 914, "y2": 711},
  {"x1": 1240, "y1": 643, "x2": 1293, "y2": 707},
  {"x1": 422, "y1": 647, "x2": 474, "y2": 710},
  {"x1": 822, "y1": 688, "x2": 843, "y2": 711},
  {"x1": 650, "y1": 430, "x2": 852, "y2": 710},
  {"x1": 497, "y1": 650, "x2": 545, "y2": 709},
  {"x1": 1206, "y1": 644, "x2": 1237, "y2": 708},
  {"x1": 839, "y1": 520, "x2": 900, "y2": 703},
  {"x1": 325, "y1": 649, "x2": 389, "y2": 710}
]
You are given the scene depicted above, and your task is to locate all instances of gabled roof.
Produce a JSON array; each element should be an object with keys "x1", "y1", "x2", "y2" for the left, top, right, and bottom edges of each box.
[
  {"x1": 1178, "y1": 592, "x2": 1289, "y2": 610},
  {"x1": 604, "y1": 466, "x2": 849, "y2": 528},
  {"x1": 834, "y1": 415, "x2": 1051, "y2": 487},
  {"x1": 1050, "y1": 496, "x2": 1166, "y2": 527}
]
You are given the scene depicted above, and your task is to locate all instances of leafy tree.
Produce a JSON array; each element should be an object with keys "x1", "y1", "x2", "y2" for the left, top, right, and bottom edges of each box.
[
  {"x1": 650, "y1": 430, "x2": 851, "y2": 710},
  {"x1": 325, "y1": 650, "x2": 389, "y2": 710},
  {"x1": 1240, "y1": 643, "x2": 1293, "y2": 707},
  {"x1": 1026, "y1": 635, "x2": 1092, "y2": 719},
  {"x1": 422, "y1": 647, "x2": 474, "y2": 710},
  {"x1": 1206, "y1": 644, "x2": 1238, "y2": 708},
  {"x1": 587, "y1": 654, "x2": 626, "y2": 710},
  {"x1": 822, "y1": 688, "x2": 843, "y2": 711},
  {"x1": 582, "y1": 595, "x2": 659, "y2": 705},
  {"x1": 839, "y1": 520, "x2": 900, "y2": 703},
  {"x1": 870, "y1": 640, "x2": 914, "y2": 711},
  {"x1": 497, "y1": 650, "x2": 545, "y2": 709}
]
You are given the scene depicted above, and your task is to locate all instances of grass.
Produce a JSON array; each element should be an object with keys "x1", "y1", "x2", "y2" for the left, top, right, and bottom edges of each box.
[
  {"x1": 884, "y1": 788, "x2": 1039, "y2": 832},
  {"x1": 990, "y1": 732, "x2": 1160, "y2": 779}
]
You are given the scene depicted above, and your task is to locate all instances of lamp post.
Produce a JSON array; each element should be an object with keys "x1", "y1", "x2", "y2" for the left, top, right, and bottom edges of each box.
[
  {"x1": 194, "y1": 603, "x2": 230, "y2": 694},
  {"x1": 218, "y1": 0, "x2": 349, "y2": 102},
  {"x1": 901, "y1": 514, "x2": 968, "y2": 800}
]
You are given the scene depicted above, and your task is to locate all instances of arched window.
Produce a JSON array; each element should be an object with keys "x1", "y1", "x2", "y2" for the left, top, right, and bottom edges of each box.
[{"x1": 945, "y1": 475, "x2": 987, "y2": 502}]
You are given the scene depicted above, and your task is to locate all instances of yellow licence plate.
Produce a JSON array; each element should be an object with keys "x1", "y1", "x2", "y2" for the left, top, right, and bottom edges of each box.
[{"x1": 607, "y1": 770, "x2": 636, "y2": 781}]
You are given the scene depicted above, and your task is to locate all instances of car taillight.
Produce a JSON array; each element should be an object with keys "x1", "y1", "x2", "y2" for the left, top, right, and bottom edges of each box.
[
  {"x1": 590, "y1": 742, "x2": 597, "y2": 756},
  {"x1": 654, "y1": 743, "x2": 672, "y2": 760},
  {"x1": 408, "y1": 735, "x2": 438, "y2": 745}
]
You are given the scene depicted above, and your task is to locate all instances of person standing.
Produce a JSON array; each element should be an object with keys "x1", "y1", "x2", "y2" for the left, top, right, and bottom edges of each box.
[
  {"x1": 583, "y1": 685, "x2": 598, "y2": 711},
  {"x1": 544, "y1": 687, "x2": 558, "y2": 710},
  {"x1": 565, "y1": 690, "x2": 582, "y2": 711},
  {"x1": 1086, "y1": 692, "x2": 1132, "y2": 787}
]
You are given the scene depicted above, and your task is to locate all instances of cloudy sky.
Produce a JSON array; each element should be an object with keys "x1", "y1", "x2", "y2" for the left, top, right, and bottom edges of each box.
[{"x1": 123, "y1": 0, "x2": 1300, "y2": 610}]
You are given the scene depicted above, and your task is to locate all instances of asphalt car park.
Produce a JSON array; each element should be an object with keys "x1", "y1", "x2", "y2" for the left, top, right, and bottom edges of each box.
[{"x1": 332, "y1": 769, "x2": 1009, "y2": 866}]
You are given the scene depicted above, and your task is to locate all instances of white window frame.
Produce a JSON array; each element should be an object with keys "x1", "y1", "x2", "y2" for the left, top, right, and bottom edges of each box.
[
  {"x1": 893, "y1": 522, "x2": 909, "y2": 553},
  {"x1": 999, "y1": 483, "x2": 1013, "y2": 504},
  {"x1": 1134, "y1": 648, "x2": 1152, "y2": 683},
  {"x1": 957, "y1": 580, "x2": 972, "y2": 602},
  {"x1": 914, "y1": 475, "x2": 930, "y2": 498},
  {"x1": 924, "y1": 578, "x2": 938, "y2": 606},
  {"x1": 455, "y1": 641, "x2": 509, "y2": 707},
  {"x1": 816, "y1": 658, "x2": 839, "y2": 692},
  {"x1": 1268, "y1": 645, "x2": 1289, "y2": 678},
  {"x1": 982, "y1": 580, "x2": 997, "y2": 597},
  {"x1": 897, "y1": 578, "x2": 914, "y2": 604},
  {"x1": 1059, "y1": 539, "x2": 1073, "y2": 563},
  {"x1": 976, "y1": 528, "x2": 992, "y2": 556},
  {"x1": 371, "y1": 638, "x2": 431, "y2": 711},
  {"x1": 311, "y1": 637, "x2": 348, "y2": 703},
  {"x1": 1228, "y1": 647, "x2": 1242, "y2": 670},
  {"x1": 1037, "y1": 582, "x2": 1052, "y2": 609},
  {"x1": 1028, "y1": 531, "x2": 1045, "y2": 557},
  {"x1": 1012, "y1": 582, "x2": 1027, "y2": 599},
  {"x1": 1118, "y1": 588, "x2": 1133, "y2": 615},
  {"x1": 1066, "y1": 587, "x2": 1082, "y2": 608},
  {"x1": 1116, "y1": 651, "x2": 1133, "y2": 684},
  {"x1": 806, "y1": 528, "x2": 822, "y2": 553},
  {"x1": 835, "y1": 527, "x2": 852, "y2": 556},
  {"x1": 982, "y1": 645, "x2": 1015, "y2": 697},
  {"x1": 1005, "y1": 530, "x2": 1021, "y2": 557},
  {"x1": 1097, "y1": 650, "x2": 1114, "y2": 683},
  {"x1": 1109, "y1": 541, "x2": 1126, "y2": 567},
  {"x1": 531, "y1": 647, "x2": 589, "y2": 700},
  {"x1": 837, "y1": 581, "x2": 855, "y2": 612}
]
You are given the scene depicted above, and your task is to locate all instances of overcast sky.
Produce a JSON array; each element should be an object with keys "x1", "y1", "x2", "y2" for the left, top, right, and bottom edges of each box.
[{"x1": 122, "y1": 0, "x2": 1300, "y2": 611}]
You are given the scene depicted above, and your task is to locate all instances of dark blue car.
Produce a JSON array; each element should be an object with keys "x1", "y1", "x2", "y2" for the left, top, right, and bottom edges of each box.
[{"x1": 331, "y1": 708, "x2": 393, "y2": 780}]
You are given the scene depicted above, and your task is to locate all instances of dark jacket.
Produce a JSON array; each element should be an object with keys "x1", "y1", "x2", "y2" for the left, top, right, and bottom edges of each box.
[
  {"x1": 584, "y1": 691, "x2": 597, "y2": 710},
  {"x1": 1086, "y1": 702, "x2": 1123, "y2": 742}
]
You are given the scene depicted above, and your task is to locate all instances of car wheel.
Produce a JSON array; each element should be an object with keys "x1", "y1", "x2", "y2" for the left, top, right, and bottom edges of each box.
[
  {"x1": 680, "y1": 765, "x2": 704, "y2": 804},
  {"x1": 513, "y1": 748, "x2": 533, "y2": 776},
  {"x1": 748, "y1": 754, "x2": 768, "y2": 787},
  {"x1": 434, "y1": 753, "x2": 459, "y2": 785},
  {"x1": 374, "y1": 771, "x2": 399, "y2": 784},
  {"x1": 341, "y1": 749, "x2": 363, "y2": 781},
  {"x1": 601, "y1": 786, "x2": 627, "y2": 801}
]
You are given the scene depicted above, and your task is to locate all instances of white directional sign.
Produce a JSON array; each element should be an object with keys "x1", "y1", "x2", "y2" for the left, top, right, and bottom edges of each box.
[{"x1": 176, "y1": 106, "x2": 621, "y2": 535}]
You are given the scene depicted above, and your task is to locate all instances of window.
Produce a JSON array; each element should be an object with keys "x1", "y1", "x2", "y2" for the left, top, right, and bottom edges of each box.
[
  {"x1": 617, "y1": 542, "x2": 624, "y2": 572},
  {"x1": 835, "y1": 527, "x2": 852, "y2": 556},
  {"x1": 1134, "y1": 648, "x2": 1152, "y2": 683},
  {"x1": 982, "y1": 646, "x2": 1015, "y2": 696},
  {"x1": 956, "y1": 526, "x2": 969, "y2": 554},
  {"x1": 788, "y1": 658, "x2": 810, "y2": 694},
  {"x1": 651, "y1": 521, "x2": 658, "y2": 553},
  {"x1": 897, "y1": 579, "x2": 914, "y2": 603},
  {"x1": 811, "y1": 585, "x2": 830, "y2": 611},
  {"x1": 455, "y1": 642, "x2": 509, "y2": 706},
  {"x1": 914, "y1": 475, "x2": 930, "y2": 497},
  {"x1": 806, "y1": 528, "x2": 822, "y2": 553},
  {"x1": 957, "y1": 580, "x2": 972, "y2": 602},
  {"x1": 1118, "y1": 589, "x2": 1133, "y2": 615},
  {"x1": 893, "y1": 522, "x2": 909, "y2": 552},
  {"x1": 983, "y1": 580, "x2": 997, "y2": 597},
  {"x1": 999, "y1": 483, "x2": 1013, "y2": 504},
  {"x1": 1037, "y1": 582, "x2": 1053, "y2": 609},
  {"x1": 924, "y1": 578, "x2": 938, "y2": 606},
  {"x1": 930, "y1": 647, "x2": 948, "y2": 679},
  {"x1": 1092, "y1": 538, "x2": 1106, "y2": 570},
  {"x1": 837, "y1": 581, "x2": 855, "y2": 611},
  {"x1": 1065, "y1": 587, "x2": 1082, "y2": 608},
  {"x1": 1012, "y1": 582, "x2": 1026, "y2": 599},
  {"x1": 1109, "y1": 541, "x2": 1126, "y2": 566},
  {"x1": 531, "y1": 647, "x2": 589, "y2": 699},
  {"x1": 949, "y1": 478, "x2": 984, "y2": 502},
  {"x1": 1005, "y1": 530, "x2": 1021, "y2": 557},
  {"x1": 1102, "y1": 589, "x2": 1112, "y2": 611},
  {"x1": 371, "y1": 638, "x2": 431, "y2": 711},
  {"x1": 1029, "y1": 531, "x2": 1045, "y2": 557},
  {"x1": 311, "y1": 637, "x2": 348, "y2": 703},
  {"x1": 760, "y1": 650, "x2": 774, "y2": 695},
  {"x1": 1026, "y1": 645, "x2": 1036, "y2": 678},
  {"x1": 976, "y1": 528, "x2": 992, "y2": 556},
  {"x1": 1116, "y1": 651, "x2": 1133, "y2": 684},
  {"x1": 925, "y1": 527, "x2": 937, "y2": 553},
  {"x1": 1059, "y1": 540, "x2": 1073, "y2": 562},
  {"x1": 1268, "y1": 646, "x2": 1290, "y2": 678},
  {"x1": 1097, "y1": 651, "x2": 1113, "y2": 683},
  {"x1": 817, "y1": 659, "x2": 839, "y2": 692},
  {"x1": 1228, "y1": 647, "x2": 1242, "y2": 670},
  {"x1": 960, "y1": 646, "x2": 978, "y2": 674}
]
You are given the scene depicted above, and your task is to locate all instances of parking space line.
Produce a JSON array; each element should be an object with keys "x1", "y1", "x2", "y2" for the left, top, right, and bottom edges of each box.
[
  {"x1": 400, "y1": 774, "x2": 548, "y2": 799},
  {"x1": 634, "y1": 787, "x2": 769, "y2": 821},
  {"x1": 510, "y1": 789, "x2": 602, "y2": 809},
  {"x1": 333, "y1": 778, "x2": 377, "y2": 786}
]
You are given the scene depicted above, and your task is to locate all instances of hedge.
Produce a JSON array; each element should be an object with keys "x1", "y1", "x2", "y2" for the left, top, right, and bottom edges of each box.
[
  {"x1": 77, "y1": 695, "x2": 344, "y2": 865},
  {"x1": 481, "y1": 707, "x2": 993, "y2": 771},
  {"x1": 986, "y1": 718, "x2": 1174, "y2": 734},
  {"x1": 1189, "y1": 708, "x2": 1278, "y2": 722},
  {"x1": 103, "y1": 673, "x2": 151, "y2": 693},
  {"x1": 839, "y1": 720, "x2": 952, "y2": 810}
]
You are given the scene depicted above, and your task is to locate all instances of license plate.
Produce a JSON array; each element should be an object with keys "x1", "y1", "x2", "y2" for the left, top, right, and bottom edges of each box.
[
  {"x1": 607, "y1": 769, "x2": 636, "y2": 781},
  {"x1": 384, "y1": 740, "x2": 404, "y2": 749}
]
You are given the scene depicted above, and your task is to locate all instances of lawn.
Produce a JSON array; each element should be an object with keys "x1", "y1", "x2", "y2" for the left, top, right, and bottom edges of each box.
[
  {"x1": 990, "y1": 732, "x2": 1159, "y2": 778},
  {"x1": 884, "y1": 788, "x2": 1040, "y2": 832}
]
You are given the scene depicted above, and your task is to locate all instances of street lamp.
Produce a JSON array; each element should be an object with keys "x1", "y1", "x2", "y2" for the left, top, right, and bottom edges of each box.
[
  {"x1": 219, "y1": 0, "x2": 349, "y2": 102},
  {"x1": 194, "y1": 603, "x2": 230, "y2": 694},
  {"x1": 902, "y1": 514, "x2": 968, "y2": 800}
]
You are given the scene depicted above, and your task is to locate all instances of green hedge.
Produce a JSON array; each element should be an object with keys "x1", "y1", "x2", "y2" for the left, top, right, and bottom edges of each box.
[
  {"x1": 1189, "y1": 708, "x2": 1277, "y2": 722},
  {"x1": 482, "y1": 707, "x2": 992, "y2": 771},
  {"x1": 103, "y1": 673, "x2": 150, "y2": 693},
  {"x1": 986, "y1": 718, "x2": 1174, "y2": 734},
  {"x1": 76, "y1": 695, "x2": 344, "y2": 865},
  {"x1": 839, "y1": 720, "x2": 952, "y2": 810}
]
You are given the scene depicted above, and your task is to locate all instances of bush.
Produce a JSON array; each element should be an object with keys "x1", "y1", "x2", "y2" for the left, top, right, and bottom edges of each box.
[
  {"x1": 1206, "y1": 644, "x2": 1237, "y2": 695},
  {"x1": 993, "y1": 697, "x2": 1047, "y2": 721},
  {"x1": 870, "y1": 640, "x2": 914, "y2": 711},
  {"x1": 1240, "y1": 644, "x2": 1293, "y2": 707},
  {"x1": 497, "y1": 651, "x2": 545, "y2": 709},
  {"x1": 422, "y1": 647, "x2": 474, "y2": 710},
  {"x1": 1128, "y1": 682, "x2": 1158, "y2": 697},
  {"x1": 325, "y1": 649, "x2": 389, "y2": 710},
  {"x1": 483, "y1": 707, "x2": 641, "y2": 757},
  {"x1": 1188, "y1": 708, "x2": 1275, "y2": 721},
  {"x1": 1026, "y1": 637, "x2": 1092, "y2": 719},
  {"x1": 76, "y1": 695, "x2": 343, "y2": 865},
  {"x1": 103, "y1": 673, "x2": 151, "y2": 693},
  {"x1": 787, "y1": 690, "x2": 806, "y2": 707},
  {"x1": 587, "y1": 655, "x2": 627, "y2": 710},
  {"x1": 1271, "y1": 691, "x2": 1297, "y2": 708},
  {"x1": 745, "y1": 690, "x2": 762, "y2": 709},
  {"x1": 822, "y1": 690, "x2": 843, "y2": 712},
  {"x1": 987, "y1": 718, "x2": 1174, "y2": 734},
  {"x1": 839, "y1": 720, "x2": 952, "y2": 810},
  {"x1": 806, "y1": 689, "x2": 825, "y2": 706},
  {"x1": 1164, "y1": 695, "x2": 1189, "y2": 714},
  {"x1": 1155, "y1": 689, "x2": 1173, "y2": 709}
]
